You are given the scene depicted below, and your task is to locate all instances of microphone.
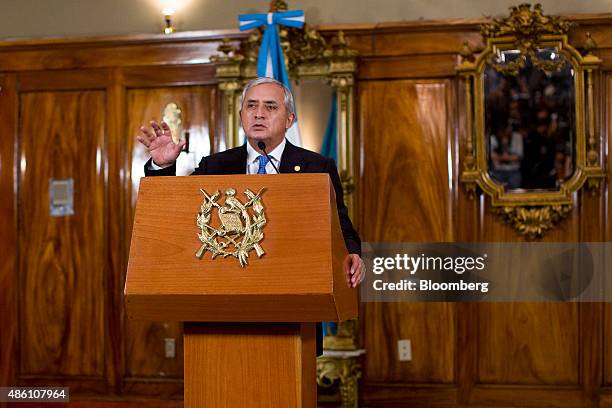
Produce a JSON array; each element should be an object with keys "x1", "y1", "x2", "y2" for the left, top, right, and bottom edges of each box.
[{"x1": 257, "y1": 141, "x2": 280, "y2": 174}]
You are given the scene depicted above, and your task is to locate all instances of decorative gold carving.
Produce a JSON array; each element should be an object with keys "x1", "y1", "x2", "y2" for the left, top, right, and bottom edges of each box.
[
  {"x1": 582, "y1": 33, "x2": 601, "y2": 180},
  {"x1": 317, "y1": 354, "x2": 362, "y2": 408},
  {"x1": 490, "y1": 51, "x2": 567, "y2": 76},
  {"x1": 482, "y1": 4, "x2": 573, "y2": 75},
  {"x1": 587, "y1": 69, "x2": 598, "y2": 166},
  {"x1": 456, "y1": 4, "x2": 605, "y2": 237},
  {"x1": 463, "y1": 76, "x2": 475, "y2": 173},
  {"x1": 459, "y1": 41, "x2": 476, "y2": 63},
  {"x1": 587, "y1": 175, "x2": 604, "y2": 191},
  {"x1": 496, "y1": 204, "x2": 572, "y2": 239},
  {"x1": 584, "y1": 32, "x2": 597, "y2": 56},
  {"x1": 339, "y1": 170, "x2": 355, "y2": 198},
  {"x1": 196, "y1": 188, "x2": 267, "y2": 267},
  {"x1": 332, "y1": 79, "x2": 355, "y2": 221},
  {"x1": 218, "y1": 80, "x2": 241, "y2": 93},
  {"x1": 481, "y1": 3, "x2": 572, "y2": 38},
  {"x1": 283, "y1": 24, "x2": 328, "y2": 68},
  {"x1": 330, "y1": 74, "x2": 354, "y2": 91},
  {"x1": 269, "y1": 0, "x2": 287, "y2": 12},
  {"x1": 326, "y1": 31, "x2": 358, "y2": 59},
  {"x1": 464, "y1": 182, "x2": 478, "y2": 200},
  {"x1": 211, "y1": 39, "x2": 244, "y2": 78},
  {"x1": 161, "y1": 102, "x2": 183, "y2": 145}
]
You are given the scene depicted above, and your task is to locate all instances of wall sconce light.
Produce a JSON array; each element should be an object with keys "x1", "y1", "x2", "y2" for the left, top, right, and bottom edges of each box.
[{"x1": 163, "y1": 7, "x2": 175, "y2": 34}]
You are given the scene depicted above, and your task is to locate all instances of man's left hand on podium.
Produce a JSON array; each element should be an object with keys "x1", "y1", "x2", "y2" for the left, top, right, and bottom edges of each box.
[{"x1": 345, "y1": 254, "x2": 365, "y2": 288}]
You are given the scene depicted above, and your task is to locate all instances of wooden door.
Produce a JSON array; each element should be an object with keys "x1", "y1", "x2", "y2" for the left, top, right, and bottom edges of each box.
[{"x1": 17, "y1": 81, "x2": 108, "y2": 392}]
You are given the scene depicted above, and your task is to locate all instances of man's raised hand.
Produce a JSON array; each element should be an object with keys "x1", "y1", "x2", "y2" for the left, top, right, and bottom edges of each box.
[{"x1": 137, "y1": 121, "x2": 186, "y2": 168}]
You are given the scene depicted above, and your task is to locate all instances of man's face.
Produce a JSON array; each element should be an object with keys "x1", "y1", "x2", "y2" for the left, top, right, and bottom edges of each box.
[{"x1": 240, "y1": 83, "x2": 295, "y2": 149}]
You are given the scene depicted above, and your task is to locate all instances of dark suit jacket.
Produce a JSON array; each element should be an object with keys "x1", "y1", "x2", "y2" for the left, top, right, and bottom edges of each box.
[
  {"x1": 145, "y1": 140, "x2": 361, "y2": 255},
  {"x1": 144, "y1": 140, "x2": 362, "y2": 356}
]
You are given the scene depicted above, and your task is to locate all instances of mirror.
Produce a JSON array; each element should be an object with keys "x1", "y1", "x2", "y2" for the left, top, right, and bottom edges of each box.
[
  {"x1": 291, "y1": 79, "x2": 335, "y2": 153},
  {"x1": 484, "y1": 49, "x2": 576, "y2": 191},
  {"x1": 457, "y1": 4, "x2": 604, "y2": 238}
]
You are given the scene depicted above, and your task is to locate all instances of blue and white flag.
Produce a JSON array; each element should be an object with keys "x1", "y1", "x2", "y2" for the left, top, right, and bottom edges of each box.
[
  {"x1": 320, "y1": 92, "x2": 338, "y2": 162},
  {"x1": 238, "y1": 10, "x2": 305, "y2": 146}
]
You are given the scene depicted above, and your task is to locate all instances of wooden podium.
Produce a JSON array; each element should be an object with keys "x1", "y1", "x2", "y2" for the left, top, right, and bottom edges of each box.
[{"x1": 124, "y1": 174, "x2": 357, "y2": 407}]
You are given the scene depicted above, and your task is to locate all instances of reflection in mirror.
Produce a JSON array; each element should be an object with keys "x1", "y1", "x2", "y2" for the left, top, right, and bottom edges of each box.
[
  {"x1": 484, "y1": 49, "x2": 575, "y2": 191},
  {"x1": 291, "y1": 79, "x2": 334, "y2": 153}
]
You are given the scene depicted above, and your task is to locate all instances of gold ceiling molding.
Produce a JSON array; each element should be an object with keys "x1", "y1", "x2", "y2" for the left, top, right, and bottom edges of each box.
[{"x1": 457, "y1": 3, "x2": 605, "y2": 239}]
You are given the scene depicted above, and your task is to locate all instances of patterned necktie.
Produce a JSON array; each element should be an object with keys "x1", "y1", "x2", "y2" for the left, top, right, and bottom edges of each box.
[{"x1": 257, "y1": 155, "x2": 270, "y2": 174}]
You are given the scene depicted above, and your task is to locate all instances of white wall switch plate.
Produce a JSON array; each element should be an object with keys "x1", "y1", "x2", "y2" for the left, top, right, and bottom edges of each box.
[{"x1": 398, "y1": 339, "x2": 412, "y2": 361}]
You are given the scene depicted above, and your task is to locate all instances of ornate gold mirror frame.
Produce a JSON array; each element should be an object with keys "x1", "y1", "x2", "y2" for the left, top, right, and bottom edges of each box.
[
  {"x1": 457, "y1": 4, "x2": 604, "y2": 238},
  {"x1": 212, "y1": 0, "x2": 359, "y2": 354}
]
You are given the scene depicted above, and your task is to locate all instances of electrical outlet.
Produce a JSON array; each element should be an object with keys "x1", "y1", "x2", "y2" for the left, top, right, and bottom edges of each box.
[
  {"x1": 164, "y1": 338, "x2": 176, "y2": 359},
  {"x1": 398, "y1": 339, "x2": 411, "y2": 361}
]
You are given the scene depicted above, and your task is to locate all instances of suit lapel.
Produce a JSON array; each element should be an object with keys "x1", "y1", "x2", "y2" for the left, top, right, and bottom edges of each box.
[
  {"x1": 227, "y1": 144, "x2": 248, "y2": 174},
  {"x1": 279, "y1": 140, "x2": 304, "y2": 174}
]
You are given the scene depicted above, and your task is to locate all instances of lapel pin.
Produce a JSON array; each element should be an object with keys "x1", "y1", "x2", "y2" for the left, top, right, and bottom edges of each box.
[{"x1": 294, "y1": 165, "x2": 301, "y2": 172}]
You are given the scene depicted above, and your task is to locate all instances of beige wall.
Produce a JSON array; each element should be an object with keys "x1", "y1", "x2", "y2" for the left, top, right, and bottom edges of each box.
[{"x1": 0, "y1": 0, "x2": 610, "y2": 39}]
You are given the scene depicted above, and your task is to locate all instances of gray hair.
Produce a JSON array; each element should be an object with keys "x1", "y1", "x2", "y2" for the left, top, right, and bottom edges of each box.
[{"x1": 239, "y1": 77, "x2": 296, "y2": 116}]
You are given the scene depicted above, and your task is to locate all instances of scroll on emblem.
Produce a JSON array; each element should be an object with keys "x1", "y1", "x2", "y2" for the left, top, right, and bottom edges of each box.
[{"x1": 196, "y1": 187, "x2": 267, "y2": 267}]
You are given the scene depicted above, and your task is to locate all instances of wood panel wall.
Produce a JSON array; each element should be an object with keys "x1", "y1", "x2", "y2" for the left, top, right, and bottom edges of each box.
[
  {"x1": 0, "y1": 36, "x2": 220, "y2": 400},
  {"x1": 345, "y1": 14, "x2": 612, "y2": 408},
  {"x1": 1, "y1": 13, "x2": 612, "y2": 407},
  {"x1": 359, "y1": 80, "x2": 456, "y2": 390},
  {"x1": 0, "y1": 72, "x2": 18, "y2": 404},
  {"x1": 19, "y1": 90, "x2": 106, "y2": 380}
]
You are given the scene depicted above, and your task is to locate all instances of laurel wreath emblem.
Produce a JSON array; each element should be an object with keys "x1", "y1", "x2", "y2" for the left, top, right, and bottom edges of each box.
[{"x1": 196, "y1": 188, "x2": 267, "y2": 267}]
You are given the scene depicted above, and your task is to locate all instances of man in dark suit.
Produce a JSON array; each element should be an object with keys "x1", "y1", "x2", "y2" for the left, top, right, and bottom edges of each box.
[{"x1": 137, "y1": 77, "x2": 364, "y2": 354}]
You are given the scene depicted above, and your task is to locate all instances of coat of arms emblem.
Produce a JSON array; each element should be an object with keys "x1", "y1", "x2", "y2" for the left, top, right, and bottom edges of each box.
[{"x1": 196, "y1": 188, "x2": 267, "y2": 267}]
